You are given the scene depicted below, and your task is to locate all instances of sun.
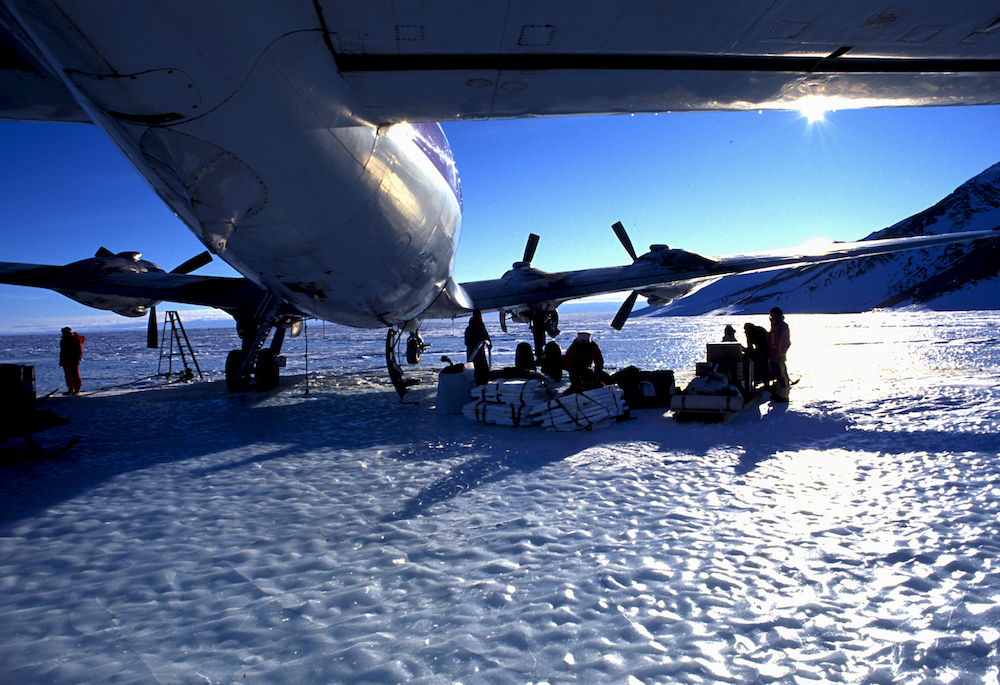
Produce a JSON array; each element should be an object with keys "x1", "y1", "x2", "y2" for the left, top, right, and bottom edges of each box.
[{"x1": 798, "y1": 98, "x2": 829, "y2": 124}]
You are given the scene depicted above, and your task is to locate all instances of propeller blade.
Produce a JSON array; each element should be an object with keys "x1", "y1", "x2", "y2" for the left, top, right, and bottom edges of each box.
[
  {"x1": 612, "y1": 221, "x2": 638, "y2": 261},
  {"x1": 171, "y1": 250, "x2": 212, "y2": 274},
  {"x1": 522, "y1": 233, "x2": 540, "y2": 263},
  {"x1": 611, "y1": 290, "x2": 640, "y2": 331},
  {"x1": 147, "y1": 305, "x2": 159, "y2": 349},
  {"x1": 95, "y1": 247, "x2": 115, "y2": 258}
]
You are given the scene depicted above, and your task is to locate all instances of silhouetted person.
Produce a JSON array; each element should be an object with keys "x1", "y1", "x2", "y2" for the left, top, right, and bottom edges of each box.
[
  {"x1": 464, "y1": 309, "x2": 491, "y2": 386},
  {"x1": 767, "y1": 307, "x2": 791, "y2": 401},
  {"x1": 563, "y1": 332, "x2": 605, "y2": 393},
  {"x1": 744, "y1": 322, "x2": 768, "y2": 388},
  {"x1": 59, "y1": 327, "x2": 86, "y2": 395},
  {"x1": 722, "y1": 324, "x2": 737, "y2": 342}
]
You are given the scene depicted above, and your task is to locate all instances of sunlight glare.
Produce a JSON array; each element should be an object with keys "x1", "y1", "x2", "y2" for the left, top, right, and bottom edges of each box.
[
  {"x1": 798, "y1": 98, "x2": 829, "y2": 124},
  {"x1": 796, "y1": 237, "x2": 833, "y2": 251}
]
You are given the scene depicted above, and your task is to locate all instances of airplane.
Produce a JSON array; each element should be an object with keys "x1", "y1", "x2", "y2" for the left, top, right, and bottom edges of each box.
[{"x1": 1, "y1": 1, "x2": 999, "y2": 395}]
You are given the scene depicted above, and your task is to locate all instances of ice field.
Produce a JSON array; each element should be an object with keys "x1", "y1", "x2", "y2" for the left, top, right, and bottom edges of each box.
[{"x1": 1, "y1": 311, "x2": 999, "y2": 684}]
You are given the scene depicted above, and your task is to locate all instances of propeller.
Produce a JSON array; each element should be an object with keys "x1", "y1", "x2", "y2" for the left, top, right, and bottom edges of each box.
[
  {"x1": 610, "y1": 221, "x2": 641, "y2": 331},
  {"x1": 151, "y1": 250, "x2": 213, "y2": 348},
  {"x1": 147, "y1": 305, "x2": 159, "y2": 348},
  {"x1": 612, "y1": 221, "x2": 637, "y2": 261},
  {"x1": 611, "y1": 291, "x2": 640, "y2": 331},
  {"x1": 170, "y1": 251, "x2": 212, "y2": 274},
  {"x1": 522, "y1": 233, "x2": 540, "y2": 264}
]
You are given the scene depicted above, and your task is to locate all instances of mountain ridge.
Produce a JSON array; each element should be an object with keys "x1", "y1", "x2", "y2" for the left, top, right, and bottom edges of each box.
[{"x1": 641, "y1": 162, "x2": 1000, "y2": 317}]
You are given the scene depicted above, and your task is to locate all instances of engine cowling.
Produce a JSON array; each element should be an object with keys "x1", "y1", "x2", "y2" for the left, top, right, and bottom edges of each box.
[{"x1": 57, "y1": 251, "x2": 166, "y2": 316}]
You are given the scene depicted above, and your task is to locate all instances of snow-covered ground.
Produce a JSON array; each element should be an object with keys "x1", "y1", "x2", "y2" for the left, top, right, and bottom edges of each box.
[{"x1": 1, "y1": 312, "x2": 999, "y2": 684}]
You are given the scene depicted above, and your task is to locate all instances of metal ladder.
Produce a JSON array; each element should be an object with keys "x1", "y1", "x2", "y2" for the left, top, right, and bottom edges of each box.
[{"x1": 157, "y1": 311, "x2": 204, "y2": 381}]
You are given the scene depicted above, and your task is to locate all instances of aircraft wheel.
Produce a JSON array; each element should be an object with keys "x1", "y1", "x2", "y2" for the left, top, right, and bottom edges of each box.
[
  {"x1": 255, "y1": 349, "x2": 280, "y2": 390},
  {"x1": 225, "y1": 350, "x2": 249, "y2": 391},
  {"x1": 406, "y1": 336, "x2": 422, "y2": 364},
  {"x1": 515, "y1": 342, "x2": 535, "y2": 372},
  {"x1": 542, "y1": 341, "x2": 563, "y2": 381}
]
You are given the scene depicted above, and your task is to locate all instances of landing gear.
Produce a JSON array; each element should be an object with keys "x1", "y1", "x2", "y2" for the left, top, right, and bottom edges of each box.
[
  {"x1": 255, "y1": 348, "x2": 280, "y2": 390},
  {"x1": 405, "y1": 331, "x2": 429, "y2": 364},
  {"x1": 225, "y1": 350, "x2": 249, "y2": 391},
  {"x1": 224, "y1": 296, "x2": 293, "y2": 391},
  {"x1": 385, "y1": 328, "x2": 421, "y2": 399},
  {"x1": 527, "y1": 310, "x2": 560, "y2": 363}
]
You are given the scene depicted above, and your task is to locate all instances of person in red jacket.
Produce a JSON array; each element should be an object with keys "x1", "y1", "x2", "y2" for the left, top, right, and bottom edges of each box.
[
  {"x1": 563, "y1": 331, "x2": 606, "y2": 393},
  {"x1": 767, "y1": 307, "x2": 791, "y2": 402},
  {"x1": 59, "y1": 327, "x2": 86, "y2": 395}
]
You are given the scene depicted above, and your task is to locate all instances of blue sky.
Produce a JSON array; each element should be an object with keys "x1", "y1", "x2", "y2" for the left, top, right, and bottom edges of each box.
[{"x1": 2, "y1": 104, "x2": 1000, "y2": 333}]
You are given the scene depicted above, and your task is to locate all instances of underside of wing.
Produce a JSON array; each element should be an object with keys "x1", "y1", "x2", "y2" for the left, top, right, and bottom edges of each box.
[
  {"x1": 0, "y1": 5, "x2": 90, "y2": 122},
  {"x1": 322, "y1": 2, "x2": 1000, "y2": 123},
  {"x1": 6, "y1": 3, "x2": 1000, "y2": 125}
]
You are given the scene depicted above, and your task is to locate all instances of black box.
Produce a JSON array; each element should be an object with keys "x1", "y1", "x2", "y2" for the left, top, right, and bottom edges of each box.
[{"x1": 0, "y1": 364, "x2": 37, "y2": 419}]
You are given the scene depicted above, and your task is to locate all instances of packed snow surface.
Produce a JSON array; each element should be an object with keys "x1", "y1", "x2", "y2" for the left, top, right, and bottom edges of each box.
[{"x1": 1, "y1": 312, "x2": 999, "y2": 684}]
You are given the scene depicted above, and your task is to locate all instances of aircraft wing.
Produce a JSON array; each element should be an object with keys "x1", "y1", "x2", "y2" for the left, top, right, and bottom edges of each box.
[
  {"x1": 326, "y1": 4, "x2": 1000, "y2": 123},
  {"x1": 0, "y1": 261, "x2": 285, "y2": 315},
  {"x1": 457, "y1": 229, "x2": 998, "y2": 317},
  {"x1": 6, "y1": 4, "x2": 1000, "y2": 125},
  {"x1": 0, "y1": 5, "x2": 90, "y2": 122}
]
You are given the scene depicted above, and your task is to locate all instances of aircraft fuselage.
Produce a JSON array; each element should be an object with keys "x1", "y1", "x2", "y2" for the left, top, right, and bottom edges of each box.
[{"x1": 5, "y1": 0, "x2": 463, "y2": 328}]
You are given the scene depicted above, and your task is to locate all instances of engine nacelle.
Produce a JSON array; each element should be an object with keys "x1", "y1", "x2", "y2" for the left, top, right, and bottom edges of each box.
[
  {"x1": 640, "y1": 276, "x2": 720, "y2": 307},
  {"x1": 58, "y1": 251, "x2": 166, "y2": 317}
]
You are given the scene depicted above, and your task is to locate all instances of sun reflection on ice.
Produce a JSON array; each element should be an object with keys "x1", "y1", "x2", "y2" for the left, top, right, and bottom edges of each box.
[
  {"x1": 766, "y1": 448, "x2": 863, "y2": 525},
  {"x1": 783, "y1": 313, "x2": 943, "y2": 407}
]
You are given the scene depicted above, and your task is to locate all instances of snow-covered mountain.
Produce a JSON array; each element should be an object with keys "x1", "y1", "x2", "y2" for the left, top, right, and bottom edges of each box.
[{"x1": 641, "y1": 162, "x2": 1000, "y2": 316}]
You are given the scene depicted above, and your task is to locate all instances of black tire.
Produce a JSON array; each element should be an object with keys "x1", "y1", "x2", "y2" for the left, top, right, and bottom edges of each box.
[
  {"x1": 542, "y1": 341, "x2": 563, "y2": 381},
  {"x1": 225, "y1": 350, "x2": 249, "y2": 391},
  {"x1": 255, "y1": 349, "x2": 280, "y2": 390},
  {"x1": 406, "y1": 336, "x2": 422, "y2": 364},
  {"x1": 515, "y1": 342, "x2": 535, "y2": 371}
]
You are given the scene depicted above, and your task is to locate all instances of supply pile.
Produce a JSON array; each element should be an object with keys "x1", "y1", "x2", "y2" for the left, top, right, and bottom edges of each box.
[{"x1": 462, "y1": 379, "x2": 627, "y2": 431}]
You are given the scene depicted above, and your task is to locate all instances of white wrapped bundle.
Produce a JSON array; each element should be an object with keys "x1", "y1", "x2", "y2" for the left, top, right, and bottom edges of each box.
[
  {"x1": 462, "y1": 399, "x2": 538, "y2": 427},
  {"x1": 472, "y1": 378, "x2": 553, "y2": 407},
  {"x1": 531, "y1": 386, "x2": 627, "y2": 432}
]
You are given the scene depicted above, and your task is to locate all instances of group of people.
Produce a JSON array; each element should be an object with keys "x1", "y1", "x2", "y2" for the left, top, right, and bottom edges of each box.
[
  {"x1": 466, "y1": 305, "x2": 791, "y2": 400},
  {"x1": 725, "y1": 307, "x2": 791, "y2": 402},
  {"x1": 464, "y1": 310, "x2": 608, "y2": 393}
]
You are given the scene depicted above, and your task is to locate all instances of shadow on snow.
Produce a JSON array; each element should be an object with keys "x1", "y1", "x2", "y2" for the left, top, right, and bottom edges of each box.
[{"x1": 1, "y1": 371, "x2": 996, "y2": 524}]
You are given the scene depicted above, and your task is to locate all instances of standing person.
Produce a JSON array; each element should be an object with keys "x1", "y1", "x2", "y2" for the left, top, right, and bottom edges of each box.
[
  {"x1": 744, "y1": 322, "x2": 769, "y2": 388},
  {"x1": 767, "y1": 307, "x2": 791, "y2": 402},
  {"x1": 59, "y1": 326, "x2": 86, "y2": 395},
  {"x1": 563, "y1": 331, "x2": 605, "y2": 393},
  {"x1": 464, "y1": 309, "x2": 491, "y2": 386}
]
